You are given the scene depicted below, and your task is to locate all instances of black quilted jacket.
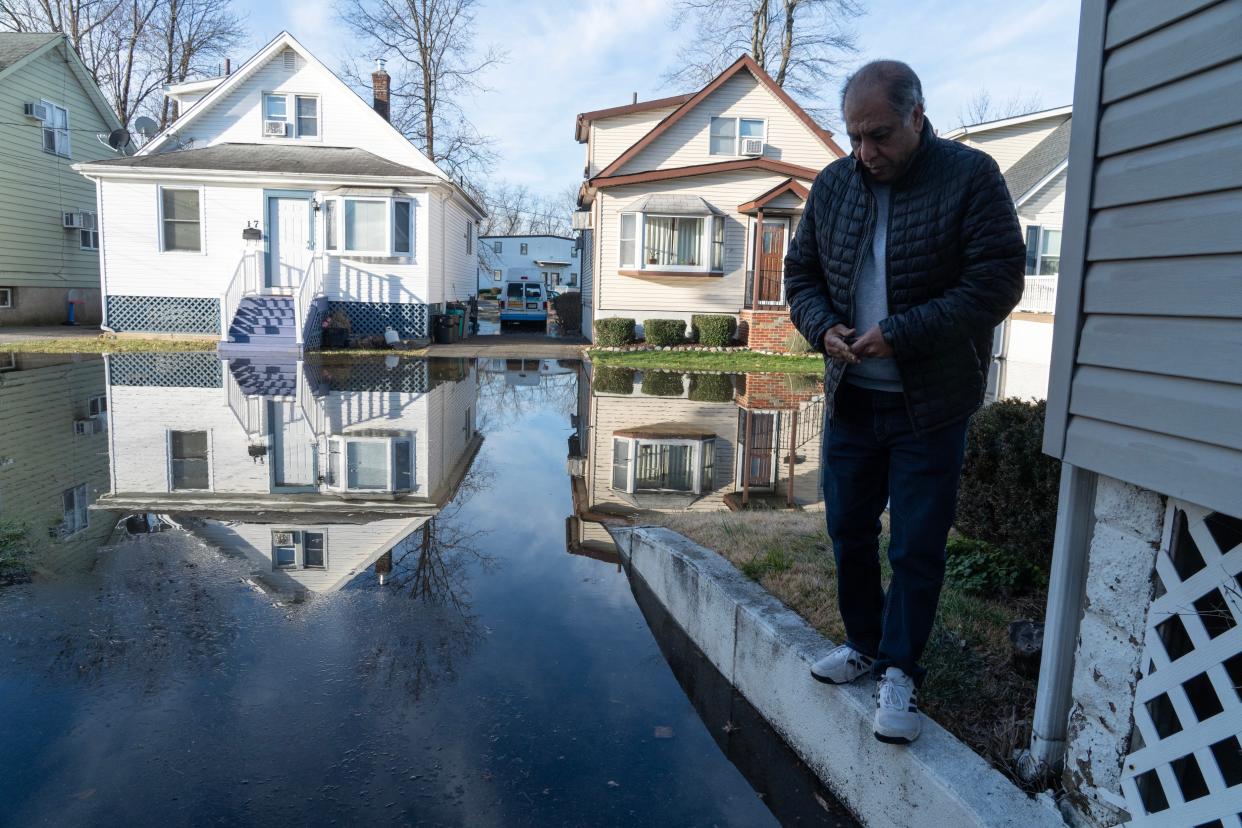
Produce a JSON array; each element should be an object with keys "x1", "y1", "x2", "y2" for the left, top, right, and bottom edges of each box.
[{"x1": 784, "y1": 119, "x2": 1026, "y2": 433}]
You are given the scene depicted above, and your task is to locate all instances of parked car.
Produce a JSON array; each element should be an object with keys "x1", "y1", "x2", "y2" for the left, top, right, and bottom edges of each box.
[{"x1": 499, "y1": 279, "x2": 548, "y2": 324}]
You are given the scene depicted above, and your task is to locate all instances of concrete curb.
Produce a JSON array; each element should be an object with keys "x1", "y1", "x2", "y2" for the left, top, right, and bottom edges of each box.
[{"x1": 610, "y1": 525, "x2": 1065, "y2": 828}]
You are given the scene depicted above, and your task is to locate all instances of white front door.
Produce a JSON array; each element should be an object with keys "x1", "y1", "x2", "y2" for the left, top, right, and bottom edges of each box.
[{"x1": 268, "y1": 197, "x2": 311, "y2": 289}]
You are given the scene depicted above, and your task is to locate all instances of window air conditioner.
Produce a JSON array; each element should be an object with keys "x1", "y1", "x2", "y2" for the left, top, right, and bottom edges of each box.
[
  {"x1": 24, "y1": 102, "x2": 49, "y2": 121},
  {"x1": 264, "y1": 119, "x2": 288, "y2": 137},
  {"x1": 740, "y1": 138, "x2": 764, "y2": 156},
  {"x1": 74, "y1": 418, "x2": 100, "y2": 436},
  {"x1": 62, "y1": 211, "x2": 83, "y2": 229}
]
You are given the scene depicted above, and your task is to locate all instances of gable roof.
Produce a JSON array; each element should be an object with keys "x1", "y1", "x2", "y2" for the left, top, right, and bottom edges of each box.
[
  {"x1": 1005, "y1": 117, "x2": 1072, "y2": 203},
  {"x1": 575, "y1": 93, "x2": 695, "y2": 142},
  {"x1": 0, "y1": 32, "x2": 58, "y2": 72},
  {"x1": 137, "y1": 30, "x2": 446, "y2": 180},
  {"x1": 0, "y1": 33, "x2": 126, "y2": 137},
  {"x1": 941, "y1": 104, "x2": 1072, "y2": 141},
  {"x1": 589, "y1": 157, "x2": 819, "y2": 191},
  {"x1": 593, "y1": 54, "x2": 844, "y2": 180},
  {"x1": 738, "y1": 178, "x2": 809, "y2": 214}
]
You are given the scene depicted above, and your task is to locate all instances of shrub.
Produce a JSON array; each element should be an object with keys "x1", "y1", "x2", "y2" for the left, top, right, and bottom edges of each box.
[
  {"x1": 594, "y1": 317, "x2": 636, "y2": 347},
  {"x1": 0, "y1": 521, "x2": 33, "y2": 586},
  {"x1": 643, "y1": 318, "x2": 686, "y2": 347},
  {"x1": 593, "y1": 365, "x2": 635, "y2": 395},
  {"x1": 956, "y1": 399, "x2": 1061, "y2": 567},
  {"x1": 641, "y1": 371, "x2": 685, "y2": 397},
  {"x1": 551, "y1": 292, "x2": 582, "y2": 334},
  {"x1": 687, "y1": 373, "x2": 735, "y2": 402},
  {"x1": 945, "y1": 537, "x2": 1045, "y2": 597},
  {"x1": 690, "y1": 314, "x2": 737, "y2": 347}
]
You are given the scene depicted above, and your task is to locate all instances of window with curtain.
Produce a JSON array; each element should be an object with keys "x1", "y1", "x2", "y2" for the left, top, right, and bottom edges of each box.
[
  {"x1": 711, "y1": 216, "x2": 724, "y2": 270},
  {"x1": 636, "y1": 444, "x2": 694, "y2": 491},
  {"x1": 610, "y1": 437, "x2": 715, "y2": 493},
  {"x1": 644, "y1": 216, "x2": 703, "y2": 266},
  {"x1": 344, "y1": 199, "x2": 387, "y2": 252},
  {"x1": 161, "y1": 189, "x2": 201, "y2": 252},
  {"x1": 619, "y1": 213, "x2": 636, "y2": 266}
]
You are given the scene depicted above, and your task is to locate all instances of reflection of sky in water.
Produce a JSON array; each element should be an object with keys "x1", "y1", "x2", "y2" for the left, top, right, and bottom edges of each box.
[{"x1": 0, "y1": 357, "x2": 784, "y2": 828}]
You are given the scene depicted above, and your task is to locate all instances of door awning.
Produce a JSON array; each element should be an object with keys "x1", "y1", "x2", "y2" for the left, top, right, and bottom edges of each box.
[{"x1": 738, "y1": 178, "x2": 809, "y2": 214}]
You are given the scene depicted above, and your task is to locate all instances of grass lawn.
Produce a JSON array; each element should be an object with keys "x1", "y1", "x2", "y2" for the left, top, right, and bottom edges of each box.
[
  {"x1": 648, "y1": 509, "x2": 1045, "y2": 786},
  {"x1": 0, "y1": 335, "x2": 218, "y2": 353},
  {"x1": 590, "y1": 348, "x2": 824, "y2": 374}
]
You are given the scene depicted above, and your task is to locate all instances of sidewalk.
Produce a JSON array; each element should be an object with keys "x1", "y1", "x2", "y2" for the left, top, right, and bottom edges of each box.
[{"x1": 0, "y1": 326, "x2": 103, "y2": 342}]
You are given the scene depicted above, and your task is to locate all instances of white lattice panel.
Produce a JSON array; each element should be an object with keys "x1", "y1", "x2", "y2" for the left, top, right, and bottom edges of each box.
[{"x1": 1122, "y1": 502, "x2": 1242, "y2": 827}]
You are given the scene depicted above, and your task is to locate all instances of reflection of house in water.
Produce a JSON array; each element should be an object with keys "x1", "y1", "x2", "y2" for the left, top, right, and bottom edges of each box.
[
  {"x1": 480, "y1": 357, "x2": 578, "y2": 387},
  {"x1": 96, "y1": 353, "x2": 481, "y2": 597},
  {"x1": 567, "y1": 364, "x2": 823, "y2": 533},
  {"x1": 0, "y1": 353, "x2": 118, "y2": 572}
]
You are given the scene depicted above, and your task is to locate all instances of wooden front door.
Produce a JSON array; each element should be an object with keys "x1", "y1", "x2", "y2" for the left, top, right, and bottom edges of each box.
[
  {"x1": 758, "y1": 221, "x2": 787, "y2": 304},
  {"x1": 744, "y1": 412, "x2": 777, "y2": 489}
]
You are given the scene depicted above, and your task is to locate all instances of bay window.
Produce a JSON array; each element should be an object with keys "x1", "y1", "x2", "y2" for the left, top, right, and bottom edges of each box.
[
  {"x1": 645, "y1": 216, "x2": 703, "y2": 267},
  {"x1": 329, "y1": 435, "x2": 415, "y2": 492},
  {"x1": 343, "y1": 199, "x2": 387, "y2": 253},
  {"x1": 611, "y1": 435, "x2": 716, "y2": 494},
  {"x1": 321, "y1": 196, "x2": 417, "y2": 256},
  {"x1": 619, "y1": 211, "x2": 726, "y2": 273}
]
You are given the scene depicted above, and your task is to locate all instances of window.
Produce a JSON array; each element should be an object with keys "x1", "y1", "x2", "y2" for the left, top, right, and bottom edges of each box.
[
  {"x1": 272, "y1": 531, "x2": 297, "y2": 568},
  {"x1": 520, "y1": 243, "x2": 528, "y2": 255},
  {"x1": 1024, "y1": 226, "x2": 1062, "y2": 276},
  {"x1": 80, "y1": 211, "x2": 99, "y2": 250},
  {"x1": 295, "y1": 95, "x2": 318, "y2": 137},
  {"x1": 88, "y1": 395, "x2": 106, "y2": 418},
  {"x1": 571, "y1": 246, "x2": 578, "y2": 258},
  {"x1": 333, "y1": 436, "x2": 414, "y2": 492},
  {"x1": 169, "y1": 430, "x2": 209, "y2": 490},
  {"x1": 492, "y1": 269, "x2": 502, "y2": 281},
  {"x1": 644, "y1": 216, "x2": 703, "y2": 267},
  {"x1": 264, "y1": 93, "x2": 287, "y2": 123},
  {"x1": 0, "y1": 288, "x2": 11, "y2": 309},
  {"x1": 619, "y1": 213, "x2": 637, "y2": 267},
  {"x1": 323, "y1": 199, "x2": 337, "y2": 251},
  {"x1": 61, "y1": 484, "x2": 89, "y2": 535},
  {"x1": 569, "y1": 272, "x2": 577, "y2": 285},
  {"x1": 611, "y1": 436, "x2": 716, "y2": 494},
  {"x1": 343, "y1": 199, "x2": 387, "y2": 253},
  {"x1": 709, "y1": 116, "x2": 764, "y2": 155},
  {"x1": 393, "y1": 200, "x2": 412, "y2": 254},
  {"x1": 465, "y1": 220, "x2": 474, "y2": 254},
  {"x1": 40, "y1": 101, "x2": 70, "y2": 157},
  {"x1": 711, "y1": 216, "x2": 724, "y2": 271},
  {"x1": 160, "y1": 188, "x2": 201, "y2": 252},
  {"x1": 493, "y1": 240, "x2": 502, "y2": 253},
  {"x1": 303, "y1": 532, "x2": 326, "y2": 568}
]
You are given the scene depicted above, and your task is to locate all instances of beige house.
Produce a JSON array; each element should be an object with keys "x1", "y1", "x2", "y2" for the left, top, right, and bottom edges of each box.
[
  {"x1": 946, "y1": 106, "x2": 1071, "y2": 400},
  {"x1": 0, "y1": 34, "x2": 128, "y2": 325},
  {"x1": 574, "y1": 55, "x2": 844, "y2": 346}
]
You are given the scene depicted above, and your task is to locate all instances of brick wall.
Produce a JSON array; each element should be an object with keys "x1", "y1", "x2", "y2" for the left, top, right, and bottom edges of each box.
[
  {"x1": 736, "y1": 372, "x2": 819, "y2": 410},
  {"x1": 738, "y1": 309, "x2": 802, "y2": 353}
]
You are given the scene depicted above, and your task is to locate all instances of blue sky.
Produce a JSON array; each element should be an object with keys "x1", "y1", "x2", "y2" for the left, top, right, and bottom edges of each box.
[{"x1": 245, "y1": 0, "x2": 1080, "y2": 197}]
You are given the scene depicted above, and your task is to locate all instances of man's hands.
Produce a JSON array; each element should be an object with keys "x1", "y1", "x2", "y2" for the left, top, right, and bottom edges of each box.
[{"x1": 822, "y1": 324, "x2": 894, "y2": 363}]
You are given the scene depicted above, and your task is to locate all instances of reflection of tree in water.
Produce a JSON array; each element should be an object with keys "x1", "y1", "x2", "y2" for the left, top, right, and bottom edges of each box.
[
  {"x1": 475, "y1": 365, "x2": 578, "y2": 433},
  {"x1": 355, "y1": 458, "x2": 496, "y2": 702}
]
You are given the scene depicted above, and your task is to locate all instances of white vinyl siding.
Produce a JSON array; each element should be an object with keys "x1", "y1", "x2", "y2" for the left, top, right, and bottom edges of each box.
[
  {"x1": 958, "y1": 117, "x2": 1068, "y2": 173},
  {"x1": 614, "y1": 71, "x2": 837, "y2": 174},
  {"x1": 588, "y1": 106, "x2": 681, "y2": 177}
]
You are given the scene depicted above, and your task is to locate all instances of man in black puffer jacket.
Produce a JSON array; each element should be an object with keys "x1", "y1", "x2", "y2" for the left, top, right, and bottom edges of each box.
[{"x1": 786, "y1": 61, "x2": 1024, "y2": 746}]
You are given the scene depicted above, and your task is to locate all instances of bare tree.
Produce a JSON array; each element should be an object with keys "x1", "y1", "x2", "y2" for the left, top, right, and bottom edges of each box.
[
  {"x1": 665, "y1": 0, "x2": 863, "y2": 118},
  {"x1": 338, "y1": 0, "x2": 504, "y2": 183},
  {"x1": 149, "y1": 0, "x2": 246, "y2": 127},
  {"x1": 475, "y1": 181, "x2": 574, "y2": 238},
  {"x1": 955, "y1": 88, "x2": 1045, "y2": 130}
]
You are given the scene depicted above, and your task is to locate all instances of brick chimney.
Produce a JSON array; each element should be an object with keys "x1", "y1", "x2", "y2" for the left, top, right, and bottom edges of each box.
[{"x1": 372, "y1": 58, "x2": 390, "y2": 122}]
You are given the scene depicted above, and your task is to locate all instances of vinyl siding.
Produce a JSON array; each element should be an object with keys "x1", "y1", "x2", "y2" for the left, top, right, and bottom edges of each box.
[
  {"x1": 1049, "y1": 0, "x2": 1242, "y2": 518},
  {"x1": 439, "y1": 199, "x2": 477, "y2": 304},
  {"x1": 424, "y1": 365, "x2": 477, "y2": 502},
  {"x1": 589, "y1": 107, "x2": 680, "y2": 177},
  {"x1": 580, "y1": 229, "x2": 594, "y2": 337},
  {"x1": 0, "y1": 43, "x2": 116, "y2": 288},
  {"x1": 594, "y1": 169, "x2": 808, "y2": 318},
  {"x1": 956, "y1": 116, "x2": 1067, "y2": 173},
  {"x1": 0, "y1": 356, "x2": 114, "y2": 573},
  {"x1": 1018, "y1": 169, "x2": 1067, "y2": 231},
  {"x1": 615, "y1": 72, "x2": 836, "y2": 174}
]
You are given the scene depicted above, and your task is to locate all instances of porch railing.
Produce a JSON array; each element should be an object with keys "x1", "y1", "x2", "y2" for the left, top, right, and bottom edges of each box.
[
  {"x1": 1016, "y1": 276, "x2": 1058, "y2": 314},
  {"x1": 294, "y1": 255, "x2": 325, "y2": 347},
  {"x1": 220, "y1": 252, "x2": 261, "y2": 341}
]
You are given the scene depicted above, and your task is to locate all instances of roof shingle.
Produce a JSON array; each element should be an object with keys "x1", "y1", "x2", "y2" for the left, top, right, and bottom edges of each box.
[
  {"x1": 85, "y1": 143, "x2": 435, "y2": 178},
  {"x1": 1004, "y1": 117, "x2": 1072, "y2": 202},
  {"x1": 0, "y1": 33, "x2": 59, "y2": 71}
]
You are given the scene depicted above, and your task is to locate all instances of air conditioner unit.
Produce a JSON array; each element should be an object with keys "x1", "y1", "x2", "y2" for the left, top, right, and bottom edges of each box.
[
  {"x1": 73, "y1": 418, "x2": 100, "y2": 436},
  {"x1": 264, "y1": 119, "x2": 288, "y2": 137},
  {"x1": 740, "y1": 137, "x2": 764, "y2": 156},
  {"x1": 23, "y1": 102, "x2": 49, "y2": 121},
  {"x1": 62, "y1": 211, "x2": 83, "y2": 229}
]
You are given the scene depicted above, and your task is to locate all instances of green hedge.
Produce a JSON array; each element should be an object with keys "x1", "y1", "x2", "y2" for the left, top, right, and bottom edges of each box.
[
  {"x1": 594, "y1": 317, "x2": 636, "y2": 347},
  {"x1": 956, "y1": 399, "x2": 1061, "y2": 566},
  {"x1": 687, "y1": 373, "x2": 735, "y2": 402},
  {"x1": 641, "y1": 371, "x2": 685, "y2": 397},
  {"x1": 643, "y1": 318, "x2": 686, "y2": 347},
  {"x1": 690, "y1": 314, "x2": 737, "y2": 347},
  {"x1": 551, "y1": 291, "x2": 581, "y2": 334},
  {"x1": 593, "y1": 365, "x2": 635, "y2": 395}
]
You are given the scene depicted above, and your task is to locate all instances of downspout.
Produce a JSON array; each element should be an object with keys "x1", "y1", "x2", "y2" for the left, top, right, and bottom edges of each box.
[
  {"x1": 92, "y1": 174, "x2": 116, "y2": 332},
  {"x1": 1019, "y1": 462, "x2": 1097, "y2": 780}
]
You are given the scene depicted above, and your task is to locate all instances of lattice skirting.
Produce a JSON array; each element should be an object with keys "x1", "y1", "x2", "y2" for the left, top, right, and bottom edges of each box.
[
  {"x1": 305, "y1": 358, "x2": 429, "y2": 394},
  {"x1": 107, "y1": 295, "x2": 220, "y2": 334},
  {"x1": 327, "y1": 301, "x2": 433, "y2": 341},
  {"x1": 303, "y1": 299, "x2": 327, "y2": 350},
  {"x1": 109, "y1": 352, "x2": 223, "y2": 388},
  {"x1": 1121, "y1": 502, "x2": 1242, "y2": 826}
]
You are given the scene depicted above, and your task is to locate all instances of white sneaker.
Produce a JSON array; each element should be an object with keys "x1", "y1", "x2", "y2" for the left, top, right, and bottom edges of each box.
[
  {"x1": 874, "y1": 667, "x2": 922, "y2": 745},
  {"x1": 810, "y1": 644, "x2": 874, "y2": 685}
]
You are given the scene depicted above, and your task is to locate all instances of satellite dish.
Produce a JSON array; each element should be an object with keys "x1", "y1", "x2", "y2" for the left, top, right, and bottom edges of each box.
[
  {"x1": 133, "y1": 116, "x2": 158, "y2": 138},
  {"x1": 107, "y1": 128, "x2": 130, "y2": 150}
]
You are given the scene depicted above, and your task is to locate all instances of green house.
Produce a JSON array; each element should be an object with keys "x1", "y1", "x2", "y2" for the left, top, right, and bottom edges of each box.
[{"x1": 0, "y1": 33, "x2": 127, "y2": 326}]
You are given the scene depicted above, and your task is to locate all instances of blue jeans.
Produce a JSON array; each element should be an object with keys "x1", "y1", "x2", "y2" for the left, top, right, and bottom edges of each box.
[{"x1": 823, "y1": 381, "x2": 970, "y2": 686}]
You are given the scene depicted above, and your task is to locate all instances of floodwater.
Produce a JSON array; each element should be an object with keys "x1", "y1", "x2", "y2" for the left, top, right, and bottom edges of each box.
[{"x1": 0, "y1": 352, "x2": 846, "y2": 827}]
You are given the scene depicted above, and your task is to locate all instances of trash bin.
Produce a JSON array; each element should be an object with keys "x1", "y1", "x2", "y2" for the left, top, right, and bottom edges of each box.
[
  {"x1": 433, "y1": 314, "x2": 460, "y2": 344},
  {"x1": 447, "y1": 307, "x2": 467, "y2": 338}
]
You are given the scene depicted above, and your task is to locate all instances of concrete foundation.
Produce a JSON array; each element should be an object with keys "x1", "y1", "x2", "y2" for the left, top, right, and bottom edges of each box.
[
  {"x1": 0, "y1": 286, "x2": 101, "y2": 326},
  {"x1": 610, "y1": 525, "x2": 1066, "y2": 828}
]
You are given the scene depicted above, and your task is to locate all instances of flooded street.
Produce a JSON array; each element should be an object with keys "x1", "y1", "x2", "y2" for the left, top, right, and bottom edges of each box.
[{"x1": 0, "y1": 353, "x2": 847, "y2": 827}]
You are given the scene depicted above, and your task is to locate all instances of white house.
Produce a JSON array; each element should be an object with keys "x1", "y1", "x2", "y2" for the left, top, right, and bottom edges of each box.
[
  {"x1": 574, "y1": 55, "x2": 844, "y2": 347},
  {"x1": 946, "y1": 106, "x2": 1071, "y2": 400},
  {"x1": 74, "y1": 32, "x2": 484, "y2": 351},
  {"x1": 478, "y1": 234, "x2": 578, "y2": 292}
]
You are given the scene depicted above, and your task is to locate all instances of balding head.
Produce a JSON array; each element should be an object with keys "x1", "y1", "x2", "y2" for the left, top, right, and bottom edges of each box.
[{"x1": 840, "y1": 60, "x2": 926, "y2": 183}]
